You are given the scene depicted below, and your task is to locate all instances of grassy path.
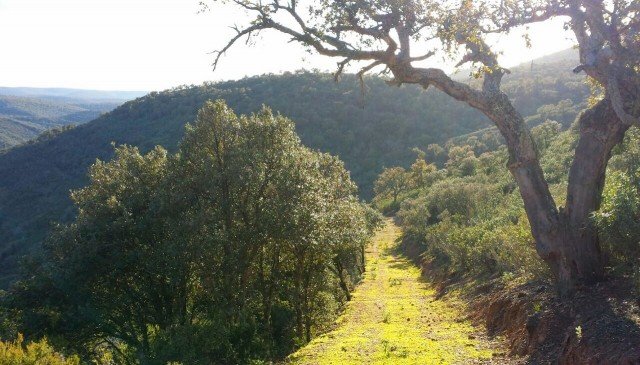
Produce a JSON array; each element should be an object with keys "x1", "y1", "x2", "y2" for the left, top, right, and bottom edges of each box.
[{"x1": 287, "y1": 219, "x2": 501, "y2": 365}]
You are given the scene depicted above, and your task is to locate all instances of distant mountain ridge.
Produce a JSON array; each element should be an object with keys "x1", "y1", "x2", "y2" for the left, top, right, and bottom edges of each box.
[
  {"x1": 0, "y1": 49, "x2": 589, "y2": 287},
  {"x1": 0, "y1": 87, "x2": 147, "y2": 150},
  {"x1": 0, "y1": 87, "x2": 147, "y2": 102}
]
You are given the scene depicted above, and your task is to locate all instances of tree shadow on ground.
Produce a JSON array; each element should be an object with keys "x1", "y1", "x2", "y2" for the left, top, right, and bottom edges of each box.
[{"x1": 526, "y1": 279, "x2": 640, "y2": 364}]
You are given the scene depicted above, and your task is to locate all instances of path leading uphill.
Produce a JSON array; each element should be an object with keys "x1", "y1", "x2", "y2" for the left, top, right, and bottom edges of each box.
[{"x1": 287, "y1": 220, "x2": 504, "y2": 365}]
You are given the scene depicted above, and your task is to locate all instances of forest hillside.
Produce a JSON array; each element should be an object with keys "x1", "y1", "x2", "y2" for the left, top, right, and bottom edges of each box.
[{"x1": 0, "y1": 50, "x2": 585, "y2": 286}]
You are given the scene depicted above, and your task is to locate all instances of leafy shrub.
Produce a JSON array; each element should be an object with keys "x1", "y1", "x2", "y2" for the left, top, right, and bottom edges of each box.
[
  {"x1": 388, "y1": 127, "x2": 576, "y2": 281},
  {"x1": 0, "y1": 334, "x2": 79, "y2": 365},
  {"x1": 594, "y1": 171, "x2": 640, "y2": 270}
]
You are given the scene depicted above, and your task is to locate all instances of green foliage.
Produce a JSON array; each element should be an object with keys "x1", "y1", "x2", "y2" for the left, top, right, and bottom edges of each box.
[
  {"x1": 373, "y1": 167, "x2": 409, "y2": 205},
  {"x1": 5, "y1": 101, "x2": 378, "y2": 364},
  {"x1": 395, "y1": 164, "x2": 547, "y2": 278},
  {"x1": 594, "y1": 129, "x2": 640, "y2": 272},
  {"x1": 409, "y1": 159, "x2": 438, "y2": 187},
  {"x1": 0, "y1": 334, "x2": 79, "y2": 365},
  {"x1": 445, "y1": 145, "x2": 479, "y2": 177},
  {"x1": 594, "y1": 171, "x2": 640, "y2": 267}
]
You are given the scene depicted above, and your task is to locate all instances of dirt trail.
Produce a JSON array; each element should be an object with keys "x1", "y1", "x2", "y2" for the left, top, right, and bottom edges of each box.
[{"x1": 287, "y1": 219, "x2": 505, "y2": 365}]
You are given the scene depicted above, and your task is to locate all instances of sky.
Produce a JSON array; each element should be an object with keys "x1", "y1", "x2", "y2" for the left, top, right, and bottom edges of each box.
[{"x1": 0, "y1": 0, "x2": 577, "y2": 91}]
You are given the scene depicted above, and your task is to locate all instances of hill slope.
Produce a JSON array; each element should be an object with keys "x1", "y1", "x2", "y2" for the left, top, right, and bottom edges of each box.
[{"x1": 0, "y1": 51, "x2": 588, "y2": 285}]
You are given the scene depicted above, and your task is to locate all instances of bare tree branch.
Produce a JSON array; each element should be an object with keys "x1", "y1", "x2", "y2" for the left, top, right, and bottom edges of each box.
[{"x1": 212, "y1": 24, "x2": 267, "y2": 71}]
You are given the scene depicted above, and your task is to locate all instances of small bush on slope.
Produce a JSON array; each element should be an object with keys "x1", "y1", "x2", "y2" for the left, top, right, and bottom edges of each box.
[{"x1": 0, "y1": 334, "x2": 79, "y2": 365}]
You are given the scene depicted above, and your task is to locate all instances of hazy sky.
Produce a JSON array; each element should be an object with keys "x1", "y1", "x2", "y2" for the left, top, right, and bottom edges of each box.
[{"x1": 0, "y1": 0, "x2": 577, "y2": 91}]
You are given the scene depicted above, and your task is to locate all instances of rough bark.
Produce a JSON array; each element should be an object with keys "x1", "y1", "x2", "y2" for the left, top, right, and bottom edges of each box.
[
  {"x1": 481, "y1": 96, "x2": 626, "y2": 295},
  {"x1": 294, "y1": 258, "x2": 304, "y2": 340},
  {"x1": 559, "y1": 99, "x2": 629, "y2": 290},
  {"x1": 483, "y1": 97, "x2": 571, "y2": 293}
]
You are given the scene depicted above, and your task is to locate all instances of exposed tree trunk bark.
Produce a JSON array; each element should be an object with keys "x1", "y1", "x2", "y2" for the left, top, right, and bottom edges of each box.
[
  {"x1": 294, "y1": 283, "x2": 303, "y2": 341},
  {"x1": 305, "y1": 316, "x2": 312, "y2": 343},
  {"x1": 559, "y1": 99, "x2": 629, "y2": 291},
  {"x1": 333, "y1": 258, "x2": 352, "y2": 301},
  {"x1": 302, "y1": 273, "x2": 313, "y2": 343},
  {"x1": 478, "y1": 94, "x2": 568, "y2": 287},
  {"x1": 482, "y1": 96, "x2": 626, "y2": 295},
  {"x1": 294, "y1": 251, "x2": 305, "y2": 341}
]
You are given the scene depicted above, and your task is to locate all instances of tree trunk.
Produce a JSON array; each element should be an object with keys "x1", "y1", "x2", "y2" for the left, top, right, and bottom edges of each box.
[
  {"x1": 482, "y1": 95, "x2": 626, "y2": 296},
  {"x1": 294, "y1": 254, "x2": 305, "y2": 341},
  {"x1": 333, "y1": 258, "x2": 352, "y2": 301},
  {"x1": 303, "y1": 284, "x2": 312, "y2": 343},
  {"x1": 482, "y1": 94, "x2": 565, "y2": 282},
  {"x1": 557, "y1": 99, "x2": 629, "y2": 292}
]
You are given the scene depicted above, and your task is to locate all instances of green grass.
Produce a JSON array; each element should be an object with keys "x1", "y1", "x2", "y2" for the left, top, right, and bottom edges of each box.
[{"x1": 286, "y1": 220, "x2": 498, "y2": 364}]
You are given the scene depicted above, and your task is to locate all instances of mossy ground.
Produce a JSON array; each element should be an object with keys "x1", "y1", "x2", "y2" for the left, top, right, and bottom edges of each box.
[{"x1": 287, "y1": 219, "x2": 501, "y2": 364}]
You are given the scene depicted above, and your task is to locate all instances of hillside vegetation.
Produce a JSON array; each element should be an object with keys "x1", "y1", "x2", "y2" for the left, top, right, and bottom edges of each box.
[
  {"x1": 375, "y1": 122, "x2": 640, "y2": 282},
  {"x1": 0, "y1": 50, "x2": 588, "y2": 286},
  {"x1": 0, "y1": 86, "x2": 145, "y2": 101},
  {"x1": 0, "y1": 85, "x2": 148, "y2": 150}
]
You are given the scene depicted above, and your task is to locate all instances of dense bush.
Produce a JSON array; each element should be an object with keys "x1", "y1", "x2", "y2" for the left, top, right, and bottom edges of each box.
[
  {"x1": 594, "y1": 129, "x2": 640, "y2": 275},
  {"x1": 4, "y1": 101, "x2": 381, "y2": 364}
]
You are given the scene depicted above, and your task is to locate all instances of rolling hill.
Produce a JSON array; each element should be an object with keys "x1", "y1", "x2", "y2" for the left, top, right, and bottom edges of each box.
[
  {"x1": 0, "y1": 88, "x2": 147, "y2": 150},
  {"x1": 0, "y1": 50, "x2": 588, "y2": 286}
]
